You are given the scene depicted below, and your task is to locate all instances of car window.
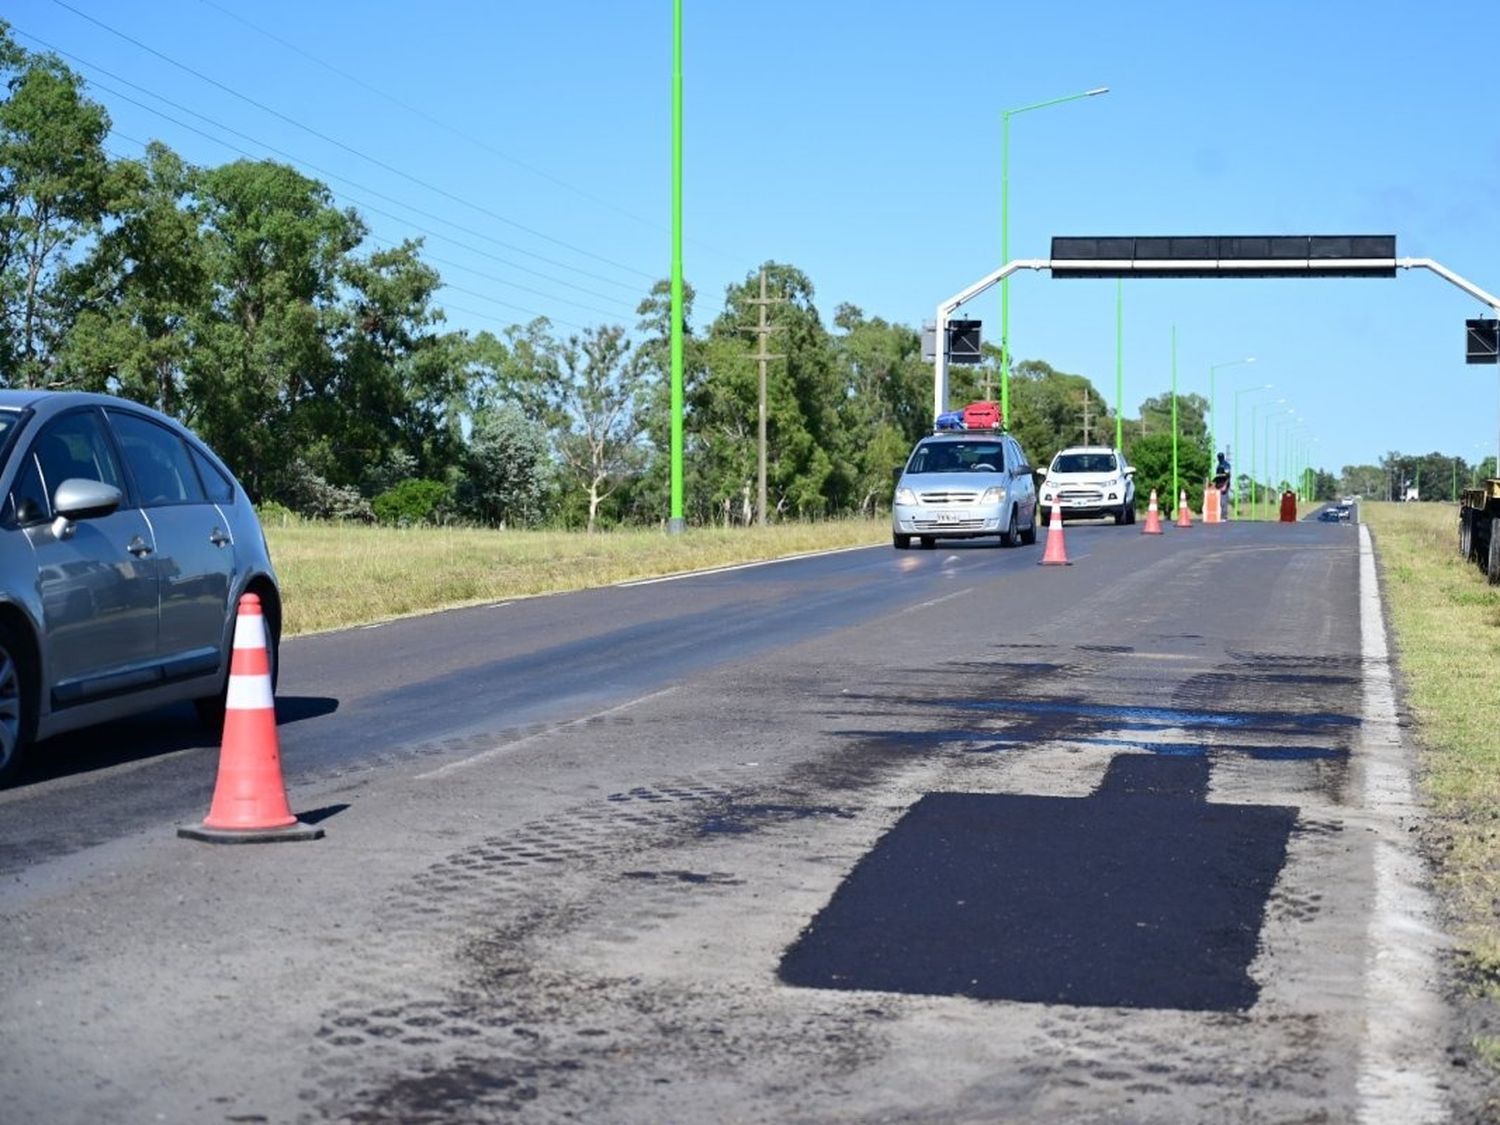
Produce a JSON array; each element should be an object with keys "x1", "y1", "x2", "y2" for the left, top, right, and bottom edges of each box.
[
  {"x1": 189, "y1": 445, "x2": 235, "y2": 504},
  {"x1": 107, "y1": 410, "x2": 207, "y2": 506},
  {"x1": 1052, "y1": 452, "x2": 1118, "y2": 474},
  {"x1": 909, "y1": 441, "x2": 1005, "y2": 474}
]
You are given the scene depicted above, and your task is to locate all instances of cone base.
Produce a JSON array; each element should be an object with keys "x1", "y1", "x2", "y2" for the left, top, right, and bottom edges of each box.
[
  {"x1": 178, "y1": 820, "x2": 324, "y2": 844},
  {"x1": 1142, "y1": 527, "x2": 1163, "y2": 535},
  {"x1": 1038, "y1": 560, "x2": 1073, "y2": 566}
]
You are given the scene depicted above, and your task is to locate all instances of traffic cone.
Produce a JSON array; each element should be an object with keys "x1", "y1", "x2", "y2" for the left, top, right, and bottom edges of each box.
[
  {"x1": 1038, "y1": 502, "x2": 1071, "y2": 565},
  {"x1": 1175, "y1": 490, "x2": 1193, "y2": 528},
  {"x1": 179, "y1": 593, "x2": 323, "y2": 843},
  {"x1": 1142, "y1": 489, "x2": 1163, "y2": 534}
]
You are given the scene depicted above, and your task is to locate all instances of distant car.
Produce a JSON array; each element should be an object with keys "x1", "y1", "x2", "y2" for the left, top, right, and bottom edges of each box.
[
  {"x1": 0, "y1": 391, "x2": 281, "y2": 786},
  {"x1": 1318, "y1": 508, "x2": 1348, "y2": 523},
  {"x1": 1039, "y1": 446, "x2": 1137, "y2": 524},
  {"x1": 891, "y1": 430, "x2": 1039, "y2": 549}
]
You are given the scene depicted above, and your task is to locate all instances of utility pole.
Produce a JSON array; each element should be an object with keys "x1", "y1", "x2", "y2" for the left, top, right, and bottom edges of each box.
[
  {"x1": 741, "y1": 268, "x2": 785, "y2": 527},
  {"x1": 1081, "y1": 387, "x2": 1093, "y2": 445}
]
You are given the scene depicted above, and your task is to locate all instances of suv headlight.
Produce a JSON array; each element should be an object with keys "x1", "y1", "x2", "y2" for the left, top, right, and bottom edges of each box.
[
  {"x1": 980, "y1": 486, "x2": 1007, "y2": 504},
  {"x1": 895, "y1": 487, "x2": 917, "y2": 505}
]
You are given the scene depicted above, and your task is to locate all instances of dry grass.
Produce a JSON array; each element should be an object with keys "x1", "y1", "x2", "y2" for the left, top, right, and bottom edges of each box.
[
  {"x1": 1362, "y1": 501, "x2": 1500, "y2": 1000},
  {"x1": 265, "y1": 518, "x2": 887, "y2": 636}
]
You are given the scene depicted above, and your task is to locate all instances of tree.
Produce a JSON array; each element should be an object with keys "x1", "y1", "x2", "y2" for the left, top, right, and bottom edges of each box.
[
  {"x1": 58, "y1": 141, "x2": 205, "y2": 412},
  {"x1": 0, "y1": 35, "x2": 110, "y2": 386},
  {"x1": 459, "y1": 404, "x2": 550, "y2": 527},
  {"x1": 320, "y1": 238, "x2": 466, "y2": 487},
  {"x1": 184, "y1": 158, "x2": 361, "y2": 501},
  {"x1": 704, "y1": 263, "x2": 842, "y2": 521},
  {"x1": 831, "y1": 304, "x2": 930, "y2": 513},
  {"x1": 545, "y1": 324, "x2": 650, "y2": 532}
]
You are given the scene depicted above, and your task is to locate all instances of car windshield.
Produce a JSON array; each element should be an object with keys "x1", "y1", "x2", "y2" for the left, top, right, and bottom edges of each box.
[
  {"x1": 909, "y1": 441, "x2": 1005, "y2": 474},
  {"x1": 1052, "y1": 452, "x2": 1117, "y2": 474}
]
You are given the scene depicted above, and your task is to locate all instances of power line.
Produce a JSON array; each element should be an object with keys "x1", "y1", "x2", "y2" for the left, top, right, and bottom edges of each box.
[
  {"x1": 49, "y1": 0, "x2": 656, "y2": 282},
  {"x1": 193, "y1": 0, "x2": 661, "y2": 236},
  {"x1": 190, "y1": 0, "x2": 746, "y2": 270},
  {"x1": 15, "y1": 28, "x2": 644, "y2": 304},
  {"x1": 103, "y1": 133, "x2": 590, "y2": 333}
]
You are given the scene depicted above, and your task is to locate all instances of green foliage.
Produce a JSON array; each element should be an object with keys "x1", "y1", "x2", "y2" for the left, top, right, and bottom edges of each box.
[
  {"x1": 459, "y1": 404, "x2": 550, "y2": 527},
  {"x1": 0, "y1": 30, "x2": 111, "y2": 386},
  {"x1": 372, "y1": 478, "x2": 451, "y2": 526}
]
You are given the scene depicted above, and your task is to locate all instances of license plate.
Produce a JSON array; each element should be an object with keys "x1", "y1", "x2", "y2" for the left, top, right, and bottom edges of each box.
[{"x1": 937, "y1": 511, "x2": 960, "y2": 524}]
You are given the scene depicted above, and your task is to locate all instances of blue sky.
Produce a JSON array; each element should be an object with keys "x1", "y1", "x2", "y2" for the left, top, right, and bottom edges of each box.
[{"x1": 9, "y1": 0, "x2": 1500, "y2": 480}]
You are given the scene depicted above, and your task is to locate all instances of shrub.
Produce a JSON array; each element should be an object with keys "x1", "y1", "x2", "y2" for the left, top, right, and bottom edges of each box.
[{"x1": 372, "y1": 479, "x2": 451, "y2": 526}]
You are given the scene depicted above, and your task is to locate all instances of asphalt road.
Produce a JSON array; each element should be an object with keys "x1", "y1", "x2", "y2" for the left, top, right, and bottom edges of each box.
[{"x1": 0, "y1": 515, "x2": 1483, "y2": 1123}]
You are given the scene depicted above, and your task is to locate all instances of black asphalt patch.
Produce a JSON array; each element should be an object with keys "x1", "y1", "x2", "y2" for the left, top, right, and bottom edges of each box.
[{"x1": 779, "y1": 754, "x2": 1296, "y2": 1011}]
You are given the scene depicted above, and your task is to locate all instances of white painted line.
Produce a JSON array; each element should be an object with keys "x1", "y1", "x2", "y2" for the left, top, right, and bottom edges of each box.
[
  {"x1": 414, "y1": 686, "x2": 680, "y2": 780},
  {"x1": 615, "y1": 543, "x2": 881, "y2": 587},
  {"x1": 899, "y1": 588, "x2": 974, "y2": 615},
  {"x1": 1355, "y1": 522, "x2": 1448, "y2": 1123}
]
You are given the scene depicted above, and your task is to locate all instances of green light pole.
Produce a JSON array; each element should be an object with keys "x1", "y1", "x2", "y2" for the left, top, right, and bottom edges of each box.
[
  {"x1": 1114, "y1": 279, "x2": 1123, "y2": 450},
  {"x1": 1233, "y1": 383, "x2": 1272, "y2": 518},
  {"x1": 1001, "y1": 85, "x2": 1108, "y2": 425},
  {"x1": 1250, "y1": 398, "x2": 1285, "y2": 519},
  {"x1": 667, "y1": 0, "x2": 685, "y2": 534},
  {"x1": 1208, "y1": 356, "x2": 1254, "y2": 462},
  {"x1": 1170, "y1": 326, "x2": 1179, "y2": 504}
]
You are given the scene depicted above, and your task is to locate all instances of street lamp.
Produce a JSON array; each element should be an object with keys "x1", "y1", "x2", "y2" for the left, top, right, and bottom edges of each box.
[
  {"x1": 1208, "y1": 356, "x2": 1254, "y2": 463},
  {"x1": 1251, "y1": 397, "x2": 1287, "y2": 519},
  {"x1": 1000, "y1": 84, "x2": 1109, "y2": 425},
  {"x1": 1232, "y1": 383, "x2": 1272, "y2": 518}
]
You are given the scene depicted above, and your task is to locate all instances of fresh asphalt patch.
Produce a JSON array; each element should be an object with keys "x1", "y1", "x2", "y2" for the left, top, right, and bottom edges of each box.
[{"x1": 778, "y1": 753, "x2": 1297, "y2": 1011}]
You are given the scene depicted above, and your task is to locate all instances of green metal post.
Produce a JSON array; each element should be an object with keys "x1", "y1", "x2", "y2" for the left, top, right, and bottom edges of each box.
[
  {"x1": 1000, "y1": 109, "x2": 1010, "y2": 425},
  {"x1": 999, "y1": 86, "x2": 1107, "y2": 428},
  {"x1": 1114, "y1": 280, "x2": 1122, "y2": 450},
  {"x1": 1171, "y1": 326, "x2": 1179, "y2": 505},
  {"x1": 668, "y1": 0, "x2": 685, "y2": 534}
]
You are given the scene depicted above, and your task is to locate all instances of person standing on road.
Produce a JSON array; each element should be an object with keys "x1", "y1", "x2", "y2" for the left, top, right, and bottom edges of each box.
[{"x1": 1214, "y1": 452, "x2": 1232, "y2": 520}]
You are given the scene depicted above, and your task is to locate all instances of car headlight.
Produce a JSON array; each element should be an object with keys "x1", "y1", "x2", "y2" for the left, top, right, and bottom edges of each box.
[
  {"x1": 980, "y1": 486, "x2": 1006, "y2": 504},
  {"x1": 895, "y1": 487, "x2": 917, "y2": 505}
]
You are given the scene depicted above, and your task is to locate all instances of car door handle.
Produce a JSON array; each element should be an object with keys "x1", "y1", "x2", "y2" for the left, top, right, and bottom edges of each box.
[
  {"x1": 209, "y1": 528, "x2": 231, "y2": 547},
  {"x1": 127, "y1": 536, "x2": 153, "y2": 557}
]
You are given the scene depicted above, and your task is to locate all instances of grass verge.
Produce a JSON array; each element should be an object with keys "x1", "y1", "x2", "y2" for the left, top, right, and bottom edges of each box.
[
  {"x1": 1361, "y1": 502, "x2": 1500, "y2": 1048},
  {"x1": 265, "y1": 518, "x2": 888, "y2": 636}
]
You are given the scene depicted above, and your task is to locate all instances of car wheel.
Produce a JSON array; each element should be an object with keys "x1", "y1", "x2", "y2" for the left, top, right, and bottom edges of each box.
[
  {"x1": 999, "y1": 506, "x2": 1018, "y2": 548},
  {"x1": 194, "y1": 606, "x2": 280, "y2": 731},
  {"x1": 1020, "y1": 509, "x2": 1038, "y2": 545},
  {"x1": 1114, "y1": 502, "x2": 1127, "y2": 526},
  {"x1": 1127, "y1": 500, "x2": 1137, "y2": 525},
  {"x1": 0, "y1": 620, "x2": 38, "y2": 788},
  {"x1": 893, "y1": 533, "x2": 911, "y2": 550},
  {"x1": 919, "y1": 536, "x2": 936, "y2": 549}
]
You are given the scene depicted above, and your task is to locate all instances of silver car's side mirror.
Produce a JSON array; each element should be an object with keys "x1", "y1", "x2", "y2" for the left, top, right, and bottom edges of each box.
[{"x1": 51, "y1": 479, "x2": 123, "y2": 540}]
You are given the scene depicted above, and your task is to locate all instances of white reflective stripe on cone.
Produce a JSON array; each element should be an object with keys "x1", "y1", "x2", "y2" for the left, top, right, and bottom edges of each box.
[
  {"x1": 233, "y1": 613, "x2": 267, "y2": 650},
  {"x1": 226, "y1": 673, "x2": 275, "y2": 711}
]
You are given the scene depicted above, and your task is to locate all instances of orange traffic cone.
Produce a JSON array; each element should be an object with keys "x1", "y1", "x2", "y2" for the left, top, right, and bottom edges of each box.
[
  {"x1": 1038, "y1": 502, "x2": 1071, "y2": 565},
  {"x1": 179, "y1": 593, "x2": 323, "y2": 843},
  {"x1": 1142, "y1": 489, "x2": 1163, "y2": 534},
  {"x1": 1175, "y1": 490, "x2": 1193, "y2": 528}
]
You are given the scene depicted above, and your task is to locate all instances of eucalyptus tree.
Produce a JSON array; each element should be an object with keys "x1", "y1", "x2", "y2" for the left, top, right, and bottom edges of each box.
[
  {"x1": 0, "y1": 30, "x2": 110, "y2": 386},
  {"x1": 545, "y1": 324, "x2": 651, "y2": 532},
  {"x1": 59, "y1": 141, "x2": 205, "y2": 412},
  {"x1": 184, "y1": 158, "x2": 361, "y2": 500}
]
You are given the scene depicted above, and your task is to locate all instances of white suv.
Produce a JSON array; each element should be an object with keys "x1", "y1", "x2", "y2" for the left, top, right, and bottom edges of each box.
[{"x1": 1039, "y1": 446, "x2": 1136, "y2": 525}]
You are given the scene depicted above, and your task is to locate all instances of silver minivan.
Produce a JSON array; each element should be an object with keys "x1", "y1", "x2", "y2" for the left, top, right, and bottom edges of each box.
[
  {"x1": 0, "y1": 391, "x2": 282, "y2": 785},
  {"x1": 891, "y1": 431, "x2": 1040, "y2": 549}
]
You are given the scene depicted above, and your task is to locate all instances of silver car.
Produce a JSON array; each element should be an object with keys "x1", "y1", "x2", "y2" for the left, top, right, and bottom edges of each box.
[
  {"x1": 0, "y1": 391, "x2": 281, "y2": 785},
  {"x1": 891, "y1": 431, "x2": 1040, "y2": 549}
]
